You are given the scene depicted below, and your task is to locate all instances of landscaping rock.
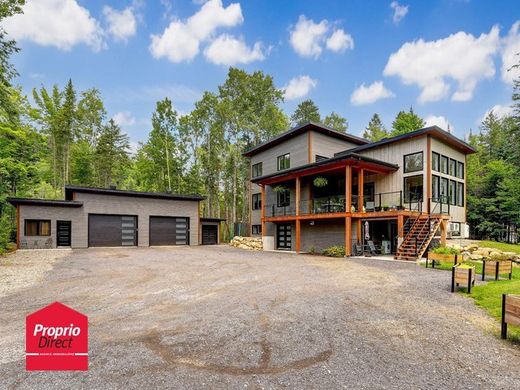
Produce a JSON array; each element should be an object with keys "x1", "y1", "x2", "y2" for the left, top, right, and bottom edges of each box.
[
  {"x1": 464, "y1": 244, "x2": 479, "y2": 253},
  {"x1": 229, "y1": 236, "x2": 263, "y2": 251},
  {"x1": 469, "y1": 254, "x2": 483, "y2": 261}
]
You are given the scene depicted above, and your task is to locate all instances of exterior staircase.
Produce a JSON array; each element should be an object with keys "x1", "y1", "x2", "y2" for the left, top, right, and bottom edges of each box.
[{"x1": 395, "y1": 216, "x2": 442, "y2": 261}]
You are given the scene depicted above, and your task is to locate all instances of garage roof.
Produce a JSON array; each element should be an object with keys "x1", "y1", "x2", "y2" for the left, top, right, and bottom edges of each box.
[
  {"x1": 7, "y1": 198, "x2": 84, "y2": 207},
  {"x1": 65, "y1": 185, "x2": 205, "y2": 201}
]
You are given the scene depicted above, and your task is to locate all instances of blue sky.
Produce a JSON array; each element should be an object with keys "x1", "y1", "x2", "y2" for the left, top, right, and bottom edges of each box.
[{"x1": 5, "y1": 0, "x2": 520, "y2": 146}]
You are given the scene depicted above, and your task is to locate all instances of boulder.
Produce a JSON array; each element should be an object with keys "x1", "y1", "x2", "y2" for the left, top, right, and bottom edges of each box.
[
  {"x1": 464, "y1": 244, "x2": 479, "y2": 253},
  {"x1": 474, "y1": 248, "x2": 491, "y2": 257},
  {"x1": 230, "y1": 236, "x2": 263, "y2": 251},
  {"x1": 489, "y1": 251, "x2": 508, "y2": 261},
  {"x1": 469, "y1": 254, "x2": 483, "y2": 261}
]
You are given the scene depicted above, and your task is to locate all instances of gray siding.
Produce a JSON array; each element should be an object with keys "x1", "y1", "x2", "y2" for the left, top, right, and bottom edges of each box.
[
  {"x1": 311, "y1": 131, "x2": 358, "y2": 162},
  {"x1": 301, "y1": 220, "x2": 345, "y2": 252}
]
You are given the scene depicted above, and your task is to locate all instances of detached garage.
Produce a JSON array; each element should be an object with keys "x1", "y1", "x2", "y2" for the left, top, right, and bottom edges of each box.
[{"x1": 88, "y1": 214, "x2": 138, "y2": 247}]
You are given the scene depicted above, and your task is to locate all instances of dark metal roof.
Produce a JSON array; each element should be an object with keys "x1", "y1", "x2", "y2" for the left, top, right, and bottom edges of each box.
[
  {"x1": 243, "y1": 121, "x2": 369, "y2": 157},
  {"x1": 251, "y1": 152, "x2": 398, "y2": 184},
  {"x1": 201, "y1": 217, "x2": 226, "y2": 222},
  {"x1": 7, "y1": 198, "x2": 84, "y2": 208},
  {"x1": 335, "y1": 125, "x2": 476, "y2": 157},
  {"x1": 64, "y1": 185, "x2": 205, "y2": 201}
]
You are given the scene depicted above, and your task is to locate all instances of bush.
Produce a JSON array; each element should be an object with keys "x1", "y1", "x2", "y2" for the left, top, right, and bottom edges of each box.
[
  {"x1": 432, "y1": 246, "x2": 460, "y2": 255},
  {"x1": 322, "y1": 245, "x2": 345, "y2": 257}
]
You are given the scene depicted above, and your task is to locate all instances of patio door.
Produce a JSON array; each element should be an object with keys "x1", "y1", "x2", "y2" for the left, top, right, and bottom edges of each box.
[{"x1": 277, "y1": 224, "x2": 292, "y2": 250}]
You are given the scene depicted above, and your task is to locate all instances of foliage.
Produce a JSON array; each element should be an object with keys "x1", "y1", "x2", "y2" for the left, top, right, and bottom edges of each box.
[
  {"x1": 322, "y1": 245, "x2": 345, "y2": 257},
  {"x1": 291, "y1": 99, "x2": 320, "y2": 126},
  {"x1": 476, "y1": 241, "x2": 520, "y2": 255},
  {"x1": 390, "y1": 107, "x2": 425, "y2": 136},
  {"x1": 323, "y1": 112, "x2": 348, "y2": 132},
  {"x1": 431, "y1": 246, "x2": 460, "y2": 255},
  {"x1": 313, "y1": 176, "x2": 328, "y2": 188},
  {"x1": 363, "y1": 113, "x2": 388, "y2": 141},
  {"x1": 273, "y1": 185, "x2": 287, "y2": 193}
]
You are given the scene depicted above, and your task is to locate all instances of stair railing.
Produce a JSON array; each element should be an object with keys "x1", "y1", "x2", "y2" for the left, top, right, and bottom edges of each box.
[
  {"x1": 415, "y1": 198, "x2": 444, "y2": 256},
  {"x1": 397, "y1": 197, "x2": 423, "y2": 253}
]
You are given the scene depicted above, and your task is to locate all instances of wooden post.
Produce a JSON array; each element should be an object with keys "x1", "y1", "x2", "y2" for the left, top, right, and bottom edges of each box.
[
  {"x1": 397, "y1": 215, "x2": 404, "y2": 238},
  {"x1": 356, "y1": 219, "x2": 361, "y2": 244},
  {"x1": 440, "y1": 219, "x2": 447, "y2": 246},
  {"x1": 426, "y1": 135, "x2": 431, "y2": 214},
  {"x1": 345, "y1": 165, "x2": 351, "y2": 212},
  {"x1": 295, "y1": 177, "x2": 301, "y2": 216},
  {"x1": 295, "y1": 219, "x2": 301, "y2": 253},
  {"x1": 345, "y1": 216, "x2": 352, "y2": 256},
  {"x1": 16, "y1": 204, "x2": 20, "y2": 249},
  {"x1": 260, "y1": 185, "x2": 266, "y2": 237},
  {"x1": 358, "y1": 168, "x2": 364, "y2": 212}
]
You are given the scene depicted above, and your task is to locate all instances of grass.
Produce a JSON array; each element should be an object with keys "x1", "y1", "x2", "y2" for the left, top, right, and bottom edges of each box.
[
  {"x1": 423, "y1": 259, "x2": 520, "y2": 342},
  {"x1": 475, "y1": 241, "x2": 520, "y2": 255}
]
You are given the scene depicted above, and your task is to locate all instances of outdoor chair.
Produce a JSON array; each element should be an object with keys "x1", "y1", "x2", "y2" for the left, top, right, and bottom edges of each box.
[
  {"x1": 353, "y1": 243, "x2": 363, "y2": 256},
  {"x1": 367, "y1": 240, "x2": 382, "y2": 255},
  {"x1": 20, "y1": 239, "x2": 29, "y2": 249},
  {"x1": 365, "y1": 201, "x2": 375, "y2": 212},
  {"x1": 44, "y1": 237, "x2": 53, "y2": 249},
  {"x1": 32, "y1": 240, "x2": 40, "y2": 249}
]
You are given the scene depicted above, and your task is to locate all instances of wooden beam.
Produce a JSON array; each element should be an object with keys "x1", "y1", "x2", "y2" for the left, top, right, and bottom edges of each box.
[
  {"x1": 426, "y1": 135, "x2": 431, "y2": 213},
  {"x1": 295, "y1": 177, "x2": 301, "y2": 216},
  {"x1": 345, "y1": 165, "x2": 351, "y2": 213},
  {"x1": 345, "y1": 216, "x2": 351, "y2": 256},
  {"x1": 307, "y1": 131, "x2": 313, "y2": 163},
  {"x1": 260, "y1": 185, "x2": 266, "y2": 237},
  {"x1": 358, "y1": 168, "x2": 364, "y2": 212},
  {"x1": 295, "y1": 219, "x2": 301, "y2": 253},
  {"x1": 16, "y1": 205, "x2": 20, "y2": 249}
]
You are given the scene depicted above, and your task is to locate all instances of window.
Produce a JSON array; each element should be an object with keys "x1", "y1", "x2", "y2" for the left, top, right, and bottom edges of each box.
[
  {"x1": 449, "y1": 180, "x2": 457, "y2": 205},
  {"x1": 252, "y1": 225, "x2": 262, "y2": 235},
  {"x1": 404, "y1": 152, "x2": 423, "y2": 173},
  {"x1": 277, "y1": 153, "x2": 290, "y2": 171},
  {"x1": 449, "y1": 159, "x2": 457, "y2": 176},
  {"x1": 315, "y1": 155, "x2": 328, "y2": 162},
  {"x1": 432, "y1": 152, "x2": 440, "y2": 172},
  {"x1": 432, "y1": 175, "x2": 440, "y2": 200},
  {"x1": 440, "y1": 177, "x2": 449, "y2": 201},
  {"x1": 457, "y1": 161, "x2": 464, "y2": 179},
  {"x1": 450, "y1": 222, "x2": 461, "y2": 235},
  {"x1": 24, "y1": 220, "x2": 51, "y2": 236},
  {"x1": 440, "y1": 155, "x2": 448, "y2": 174},
  {"x1": 457, "y1": 182, "x2": 464, "y2": 207},
  {"x1": 252, "y1": 193, "x2": 261, "y2": 210},
  {"x1": 403, "y1": 175, "x2": 423, "y2": 203},
  {"x1": 277, "y1": 189, "x2": 290, "y2": 207},
  {"x1": 252, "y1": 162, "x2": 262, "y2": 178}
]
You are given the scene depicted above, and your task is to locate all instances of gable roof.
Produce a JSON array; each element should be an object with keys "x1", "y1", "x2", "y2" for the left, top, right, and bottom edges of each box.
[
  {"x1": 335, "y1": 125, "x2": 476, "y2": 157},
  {"x1": 64, "y1": 185, "x2": 205, "y2": 201},
  {"x1": 243, "y1": 121, "x2": 369, "y2": 157}
]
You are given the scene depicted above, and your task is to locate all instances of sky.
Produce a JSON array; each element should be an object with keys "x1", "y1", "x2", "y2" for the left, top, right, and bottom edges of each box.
[{"x1": 4, "y1": 0, "x2": 520, "y2": 147}]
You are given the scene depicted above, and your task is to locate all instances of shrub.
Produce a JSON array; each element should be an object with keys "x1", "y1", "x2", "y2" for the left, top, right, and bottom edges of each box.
[
  {"x1": 313, "y1": 176, "x2": 328, "y2": 188},
  {"x1": 322, "y1": 245, "x2": 345, "y2": 257},
  {"x1": 307, "y1": 246, "x2": 317, "y2": 254},
  {"x1": 432, "y1": 246, "x2": 460, "y2": 255}
]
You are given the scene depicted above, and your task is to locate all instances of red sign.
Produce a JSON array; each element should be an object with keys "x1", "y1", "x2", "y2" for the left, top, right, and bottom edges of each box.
[{"x1": 26, "y1": 302, "x2": 88, "y2": 371}]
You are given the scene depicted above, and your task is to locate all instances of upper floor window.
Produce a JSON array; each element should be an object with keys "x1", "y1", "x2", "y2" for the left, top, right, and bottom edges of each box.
[
  {"x1": 252, "y1": 224, "x2": 262, "y2": 235},
  {"x1": 457, "y1": 161, "x2": 464, "y2": 179},
  {"x1": 25, "y1": 219, "x2": 51, "y2": 236},
  {"x1": 277, "y1": 189, "x2": 290, "y2": 207},
  {"x1": 432, "y1": 152, "x2": 440, "y2": 172},
  {"x1": 449, "y1": 159, "x2": 457, "y2": 176},
  {"x1": 440, "y1": 155, "x2": 448, "y2": 174},
  {"x1": 252, "y1": 193, "x2": 261, "y2": 210},
  {"x1": 252, "y1": 162, "x2": 263, "y2": 178},
  {"x1": 277, "y1": 153, "x2": 290, "y2": 171},
  {"x1": 404, "y1": 152, "x2": 423, "y2": 173},
  {"x1": 457, "y1": 182, "x2": 464, "y2": 207},
  {"x1": 315, "y1": 155, "x2": 328, "y2": 162},
  {"x1": 403, "y1": 175, "x2": 423, "y2": 203},
  {"x1": 449, "y1": 180, "x2": 457, "y2": 205}
]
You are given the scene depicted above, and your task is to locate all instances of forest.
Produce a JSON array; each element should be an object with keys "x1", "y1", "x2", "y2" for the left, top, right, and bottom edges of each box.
[{"x1": 1, "y1": 2, "x2": 519, "y2": 253}]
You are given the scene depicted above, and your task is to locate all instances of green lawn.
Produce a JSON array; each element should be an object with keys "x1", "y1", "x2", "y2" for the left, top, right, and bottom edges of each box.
[
  {"x1": 423, "y1": 260, "x2": 520, "y2": 342},
  {"x1": 475, "y1": 240, "x2": 520, "y2": 255}
]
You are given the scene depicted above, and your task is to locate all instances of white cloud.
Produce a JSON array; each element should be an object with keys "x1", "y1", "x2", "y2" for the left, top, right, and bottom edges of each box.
[
  {"x1": 384, "y1": 26, "x2": 500, "y2": 103},
  {"x1": 149, "y1": 0, "x2": 243, "y2": 63},
  {"x1": 3, "y1": 0, "x2": 104, "y2": 51},
  {"x1": 203, "y1": 34, "x2": 265, "y2": 65},
  {"x1": 103, "y1": 5, "x2": 137, "y2": 42},
  {"x1": 390, "y1": 1, "x2": 409, "y2": 24},
  {"x1": 283, "y1": 76, "x2": 317, "y2": 100},
  {"x1": 350, "y1": 81, "x2": 395, "y2": 106},
  {"x1": 480, "y1": 104, "x2": 514, "y2": 122},
  {"x1": 326, "y1": 29, "x2": 354, "y2": 52},
  {"x1": 501, "y1": 21, "x2": 520, "y2": 84},
  {"x1": 289, "y1": 15, "x2": 354, "y2": 58},
  {"x1": 113, "y1": 111, "x2": 136, "y2": 127},
  {"x1": 425, "y1": 115, "x2": 453, "y2": 132}
]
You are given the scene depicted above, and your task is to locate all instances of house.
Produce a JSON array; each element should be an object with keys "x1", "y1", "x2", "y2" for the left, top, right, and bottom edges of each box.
[
  {"x1": 245, "y1": 122, "x2": 476, "y2": 259},
  {"x1": 8, "y1": 185, "x2": 224, "y2": 249}
]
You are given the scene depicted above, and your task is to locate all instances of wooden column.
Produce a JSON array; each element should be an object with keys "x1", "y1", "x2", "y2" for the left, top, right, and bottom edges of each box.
[
  {"x1": 345, "y1": 165, "x2": 351, "y2": 212},
  {"x1": 295, "y1": 177, "x2": 301, "y2": 216},
  {"x1": 345, "y1": 216, "x2": 352, "y2": 256},
  {"x1": 440, "y1": 219, "x2": 447, "y2": 246},
  {"x1": 356, "y1": 219, "x2": 362, "y2": 244},
  {"x1": 260, "y1": 185, "x2": 266, "y2": 237},
  {"x1": 426, "y1": 135, "x2": 431, "y2": 214},
  {"x1": 295, "y1": 219, "x2": 301, "y2": 253},
  {"x1": 358, "y1": 168, "x2": 364, "y2": 212},
  {"x1": 397, "y1": 215, "x2": 404, "y2": 237}
]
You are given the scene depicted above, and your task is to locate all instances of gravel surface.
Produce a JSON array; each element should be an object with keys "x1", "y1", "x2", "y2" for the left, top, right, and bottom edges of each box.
[{"x1": 0, "y1": 246, "x2": 519, "y2": 389}]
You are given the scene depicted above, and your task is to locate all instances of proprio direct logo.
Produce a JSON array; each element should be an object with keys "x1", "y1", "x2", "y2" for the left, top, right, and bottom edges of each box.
[{"x1": 26, "y1": 302, "x2": 88, "y2": 371}]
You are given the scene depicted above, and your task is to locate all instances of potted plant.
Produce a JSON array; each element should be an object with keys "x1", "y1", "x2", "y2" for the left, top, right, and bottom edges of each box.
[
  {"x1": 383, "y1": 203, "x2": 390, "y2": 211},
  {"x1": 273, "y1": 185, "x2": 287, "y2": 193},
  {"x1": 451, "y1": 263, "x2": 476, "y2": 293},
  {"x1": 482, "y1": 257, "x2": 513, "y2": 281},
  {"x1": 426, "y1": 246, "x2": 461, "y2": 268},
  {"x1": 313, "y1": 176, "x2": 328, "y2": 188}
]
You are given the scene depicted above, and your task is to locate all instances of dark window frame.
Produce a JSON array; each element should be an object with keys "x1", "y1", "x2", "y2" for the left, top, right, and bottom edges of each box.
[
  {"x1": 457, "y1": 161, "x2": 464, "y2": 179},
  {"x1": 432, "y1": 152, "x2": 440, "y2": 172},
  {"x1": 252, "y1": 224, "x2": 262, "y2": 235},
  {"x1": 432, "y1": 174, "x2": 440, "y2": 200},
  {"x1": 24, "y1": 219, "x2": 51, "y2": 236},
  {"x1": 449, "y1": 158, "x2": 457, "y2": 176},
  {"x1": 252, "y1": 162, "x2": 263, "y2": 178},
  {"x1": 449, "y1": 179, "x2": 457, "y2": 205},
  {"x1": 457, "y1": 182, "x2": 464, "y2": 207},
  {"x1": 277, "y1": 153, "x2": 290, "y2": 171},
  {"x1": 440, "y1": 155, "x2": 449, "y2": 174},
  {"x1": 440, "y1": 177, "x2": 449, "y2": 201},
  {"x1": 252, "y1": 193, "x2": 262, "y2": 210},
  {"x1": 403, "y1": 151, "x2": 424, "y2": 173},
  {"x1": 277, "y1": 189, "x2": 290, "y2": 207},
  {"x1": 403, "y1": 174, "x2": 424, "y2": 203}
]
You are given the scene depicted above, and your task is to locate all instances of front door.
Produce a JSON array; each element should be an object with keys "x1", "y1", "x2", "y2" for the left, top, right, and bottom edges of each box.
[
  {"x1": 277, "y1": 224, "x2": 292, "y2": 250},
  {"x1": 57, "y1": 220, "x2": 71, "y2": 247}
]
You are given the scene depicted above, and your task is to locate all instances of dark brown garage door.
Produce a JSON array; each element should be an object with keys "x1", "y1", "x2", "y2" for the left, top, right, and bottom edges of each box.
[
  {"x1": 149, "y1": 216, "x2": 189, "y2": 246},
  {"x1": 202, "y1": 225, "x2": 218, "y2": 245},
  {"x1": 88, "y1": 214, "x2": 137, "y2": 247}
]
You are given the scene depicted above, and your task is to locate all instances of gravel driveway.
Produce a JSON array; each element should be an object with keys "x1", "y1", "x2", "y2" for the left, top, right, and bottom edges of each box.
[{"x1": 1, "y1": 246, "x2": 519, "y2": 389}]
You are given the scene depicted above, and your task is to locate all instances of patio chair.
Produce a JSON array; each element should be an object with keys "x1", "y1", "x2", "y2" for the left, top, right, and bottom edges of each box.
[
  {"x1": 20, "y1": 238, "x2": 29, "y2": 249},
  {"x1": 365, "y1": 201, "x2": 375, "y2": 212},
  {"x1": 32, "y1": 240, "x2": 40, "y2": 249},
  {"x1": 353, "y1": 243, "x2": 363, "y2": 256},
  {"x1": 44, "y1": 237, "x2": 53, "y2": 249},
  {"x1": 367, "y1": 240, "x2": 382, "y2": 255}
]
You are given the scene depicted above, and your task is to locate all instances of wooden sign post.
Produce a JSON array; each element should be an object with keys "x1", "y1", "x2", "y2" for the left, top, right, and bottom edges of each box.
[{"x1": 502, "y1": 294, "x2": 520, "y2": 339}]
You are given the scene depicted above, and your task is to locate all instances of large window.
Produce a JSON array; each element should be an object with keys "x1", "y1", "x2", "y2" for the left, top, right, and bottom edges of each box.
[
  {"x1": 457, "y1": 182, "x2": 464, "y2": 207},
  {"x1": 432, "y1": 152, "x2": 440, "y2": 172},
  {"x1": 404, "y1": 175, "x2": 423, "y2": 203},
  {"x1": 449, "y1": 159, "x2": 457, "y2": 176},
  {"x1": 277, "y1": 189, "x2": 290, "y2": 207},
  {"x1": 457, "y1": 161, "x2": 464, "y2": 179},
  {"x1": 24, "y1": 220, "x2": 51, "y2": 236},
  {"x1": 440, "y1": 155, "x2": 448, "y2": 174},
  {"x1": 252, "y1": 225, "x2": 262, "y2": 235},
  {"x1": 277, "y1": 153, "x2": 290, "y2": 171},
  {"x1": 252, "y1": 193, "x2": 261, "y2": 210},
  {"x1": 432, "y1": 175, "x2": 440, "y2": 200},
  {"x1": 440, "y1": 177, "x2": 449, "y2": 200},
  {"x1": 404, "y1": 152, "x2": 423, "y2": 173},
  {"x1": 449, "y1": 180, "x2": 457, "y2": 205},
  {"x1": 252, "y1": 162, "x2": 262, "y2": 178}
]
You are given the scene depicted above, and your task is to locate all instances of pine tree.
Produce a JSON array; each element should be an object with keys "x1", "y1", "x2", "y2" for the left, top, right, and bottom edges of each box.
[
  {"x1": 291, "y1": 99, "x2": 321, "y2": 126},
  {"x1": 363, "y1": 114, "x2": 388, "y2": 141},
  {"x1": 323, "y1": 112, "x2": 348, "y2": 132},
  {"x1": 390, "y1": 107, "x2": 425, "y2": 136}
]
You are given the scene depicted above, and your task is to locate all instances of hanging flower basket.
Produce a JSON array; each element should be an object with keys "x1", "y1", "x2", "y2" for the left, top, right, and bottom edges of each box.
[
  {"x1": 273, "y1": 185, "x2": 287, "y2": 193},
  {"x1": 313, "y1": 176, "x2": 328, "y2": 188}
]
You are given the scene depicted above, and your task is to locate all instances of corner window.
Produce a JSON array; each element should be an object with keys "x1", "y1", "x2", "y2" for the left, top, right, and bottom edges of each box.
[
  {"x1": 457, "y1": 161, "x2": 464, "y2": 179},
  {"x1": 252, "y1": 193, "x2": 262, "y2": 210},
  {"x1": 440, "y1": 155, "x2": 448, "y2": 174},
  {"x1": 403, "y1": 175, "x2": 423, "y2": 203},
  {"x1": 252, "y1": 162, "x2": 262, "y2": 178},
  {"x1": 449, "y1": 180, "x2": 457, "y2": 205},
  {"x1": 252, "y1": 225, "x2": 262, "y2": 235},
  {"x1": 277, "y1": 189, "x2": 290, "y2": 207},
  {"x1": 25, "y1": 220, "x2": 51, "y2": 236},
  {"x1": 432, "y1": 175, "x2": 440, "y2": 200},
  {"x1": 457, "y1": 182, "x2": 464, "y2": 207},
  {"x1": 404, "y1": 152, "x2": 423, "y2": 173},
  {"x1": 449, "y1": 159, "x2": 457, "y2": 176},
  {"x1": 432, "y1": 152, "x2": 440, "y2": 172},
  {"x1": 277, "y1": 153, "x2": 290, "y2": 171}
]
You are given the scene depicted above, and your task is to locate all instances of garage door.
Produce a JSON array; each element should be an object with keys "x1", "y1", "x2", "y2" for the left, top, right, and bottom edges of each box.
[
  {"x1": 149, "y1": 216, "x2": 189, "y2": 246},
  {"x1": 202, "y1": 225, "x2": 218, "y2": 245},
  {"x1": 88, "y1": 214, "x2": 137, "y2": 247}
]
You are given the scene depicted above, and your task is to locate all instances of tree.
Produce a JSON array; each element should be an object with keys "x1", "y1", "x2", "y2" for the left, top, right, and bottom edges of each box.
[
  {"x1": 94, "y1": 119, "x2": 130, "y2": 187},
  {"x1": 291, "y1": 99, "x2": 320, "y2": 126},
  {"x1": 363, "y1": 113, "x2": 388, "y2": 141},
  {"x1": 390, "y1": 107, "x2": 425, "y2": 136},
  {"x1": 323, "y1": 112, "x2": 348, "y2": 132}
]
